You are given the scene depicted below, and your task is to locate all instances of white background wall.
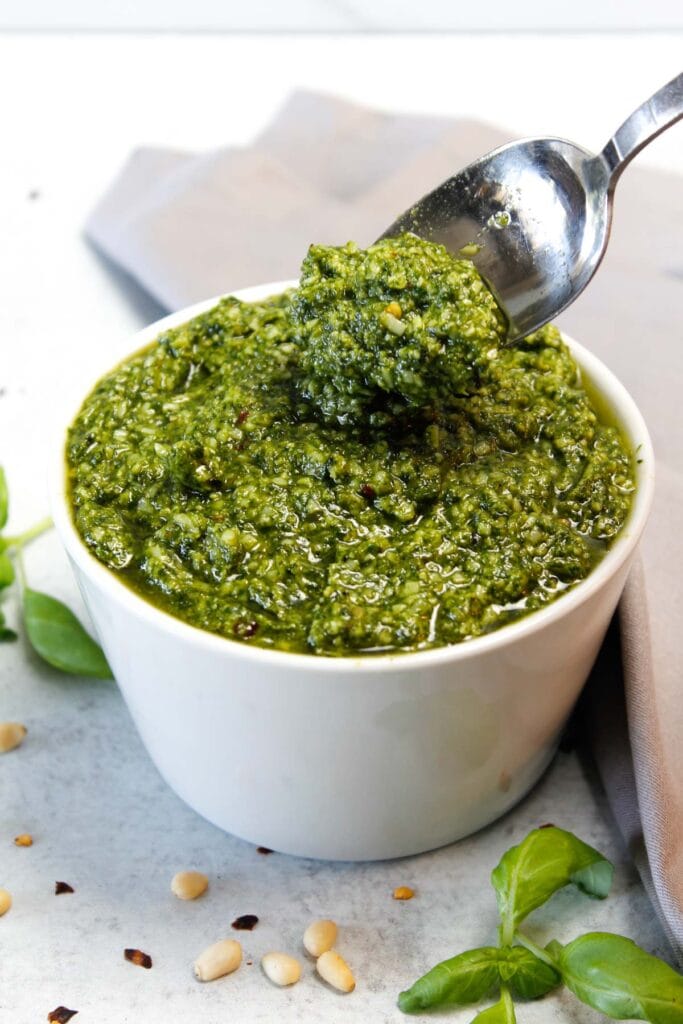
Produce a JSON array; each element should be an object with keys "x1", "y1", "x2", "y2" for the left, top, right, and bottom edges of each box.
[{"x1": 1, "y1": 0, "x2": 682, "y2": 31}]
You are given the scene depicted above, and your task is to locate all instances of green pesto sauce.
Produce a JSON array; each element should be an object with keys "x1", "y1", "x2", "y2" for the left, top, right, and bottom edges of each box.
[{"x1": 67, "y1": 236, "x2": 635, "y2": 656}]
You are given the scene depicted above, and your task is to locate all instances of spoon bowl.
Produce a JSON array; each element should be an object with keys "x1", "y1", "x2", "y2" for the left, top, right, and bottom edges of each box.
[{"x1": 382, "y1": 73, "x2": 682, "y2": 340}]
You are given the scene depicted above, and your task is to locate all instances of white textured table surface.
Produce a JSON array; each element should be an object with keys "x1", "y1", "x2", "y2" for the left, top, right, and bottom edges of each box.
[{"x1": 1, "y1": 31, "x2": 679, "y2": 1023}]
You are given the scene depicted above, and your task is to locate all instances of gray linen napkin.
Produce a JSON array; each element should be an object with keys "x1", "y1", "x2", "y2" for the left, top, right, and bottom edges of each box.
[{"x1": 85, "y1": 90, "x2": 683, "y2": 958}]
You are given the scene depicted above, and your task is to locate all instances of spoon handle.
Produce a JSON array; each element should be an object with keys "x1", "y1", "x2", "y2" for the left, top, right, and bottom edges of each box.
[{"x1": 601, "y1": 71, "x2": 683, "y2": 187}]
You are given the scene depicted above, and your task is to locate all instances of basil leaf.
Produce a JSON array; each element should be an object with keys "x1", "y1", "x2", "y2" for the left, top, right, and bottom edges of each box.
[
  {"x1": 470, "y1": 995, "x2": 516, "y2": 1023},
  {"x1": 491, "y1": 826, "x2": 613, "y2": 939},
  {"x1": 398, "y1": 947, "x2": 499, "y2": 1013},
  {"x1": 545, "y1": 938, "x2": 564, "y2": 959},
  {"x1": 0, "y1": 604, "x2": 17, "y2": 641},
  {"x1": 399, "y1": 944, "x2": 560, "y2": 1013},
  {"x1": 0, "y1": 465, "x2": 8, "y2": 530},
  {"x1": 502, "y1": 947, "x2": 560, "y2": 999},
  {"x1": 557, "y1": 932, "x2": 683, "y2": 1022},
  {"x1": 23, "y1": 588, "x2": 113, "y2": 679},
  {"x1": 0, "y1": 551, "x2": 15, "y2": 588}
]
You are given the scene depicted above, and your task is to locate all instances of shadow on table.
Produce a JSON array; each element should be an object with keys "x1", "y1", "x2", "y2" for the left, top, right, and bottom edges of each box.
[{"x1": 85, "y1": 241, "x2": 167, "y2": 326}]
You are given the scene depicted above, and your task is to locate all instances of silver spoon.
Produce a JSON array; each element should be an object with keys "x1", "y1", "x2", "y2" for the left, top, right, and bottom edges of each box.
[{"x1": 381, "y1": 72, "x2": 683, "y2": 341}]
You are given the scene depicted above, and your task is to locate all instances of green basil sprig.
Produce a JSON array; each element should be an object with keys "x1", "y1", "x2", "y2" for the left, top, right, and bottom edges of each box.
[
  {"x1": 398, "y1": 826, "x2": 683, "y2": 1022},
  {"x1": 0, "y1": 465, "x2": 112, "y2": 678}
]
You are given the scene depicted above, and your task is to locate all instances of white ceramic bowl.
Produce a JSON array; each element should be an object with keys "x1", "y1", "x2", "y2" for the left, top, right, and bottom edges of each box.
[{"x1": 51, "y1": 283, "x2": 654, "y2": 861}]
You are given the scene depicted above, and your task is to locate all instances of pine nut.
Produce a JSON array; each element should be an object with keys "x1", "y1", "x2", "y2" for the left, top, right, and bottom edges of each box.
[
  {"x1": 171, "y1": 870, "x2": 208, "y2": 900},
  {"x1": 380, "y1": 310, "x2": 406, "y2": 336},
  {"x1": 261, "y1": 952, "x2": 302, "y2": 987},
  {"x1": 0, "y1": 722, "x2": 27, "y2": 753},
  {"x1": 303, "y1": 918, "x2": 337, "y2": 957},
  {"x1": 0, "y1": 889, "x2": 12, "y2": 916},
  {"x1": 316, "y1": 949, "x2": 355, "y2": 993},
  {"x1": 194, "y1": 939, "x2": 242, "y2": 981},
  {"x1": 14, "y1": 834, "x2": 33, "y2": 847}
]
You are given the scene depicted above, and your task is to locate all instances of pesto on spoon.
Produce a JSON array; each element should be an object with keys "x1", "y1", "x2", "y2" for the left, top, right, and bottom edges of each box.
[{"x1": 381, "y1": 73, "x2": 683, "y2": 340}]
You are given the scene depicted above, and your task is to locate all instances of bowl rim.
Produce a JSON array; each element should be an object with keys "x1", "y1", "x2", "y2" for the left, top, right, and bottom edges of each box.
[{"x1": 50, "y1": 280, "x2": 655, "y2": 675}]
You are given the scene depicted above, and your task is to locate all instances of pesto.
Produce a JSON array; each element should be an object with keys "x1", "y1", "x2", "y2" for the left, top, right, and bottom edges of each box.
[
  {"x1": 67, "y1": 236, "x2": 635, "y2": 656},
  {"x1": 293, "y1": 237, "x2": 507, "y2": 425}
]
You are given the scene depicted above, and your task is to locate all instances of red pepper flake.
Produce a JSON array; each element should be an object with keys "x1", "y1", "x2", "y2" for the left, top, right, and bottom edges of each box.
[
  {"x1": 233, "y1": 619, "x2": 259, "y2": 639},
  {"x1": 47, "y1": 1009, "x2": 78, "y2": 1023},
  {"x1": 235, "y1": 409, "x2": 249, "y2": 425},
  {"x1": 124, "y1": 948, "x2": 153, "y2": 969},
  {"x1": 360, "y1": 483, "x2": 376, "y2": 500},
  {"x1": 55, "y1": 881, "x2": 74, "y2": 895},
  {"x1": 231, "y1": 914, "x2": 259, "y2": 931},
  {"x1": 539, "y1": 822, "x2": 556, "y2": 829},
  {"x1": 256, "y1": 846, "x2": 273, "y2": 855}
]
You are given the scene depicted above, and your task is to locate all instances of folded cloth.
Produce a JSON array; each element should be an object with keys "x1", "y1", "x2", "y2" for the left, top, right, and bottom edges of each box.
[{"x1": 85, "y1": 90, "x2": 683, "y2": 959}]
